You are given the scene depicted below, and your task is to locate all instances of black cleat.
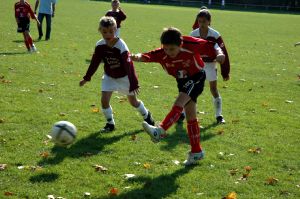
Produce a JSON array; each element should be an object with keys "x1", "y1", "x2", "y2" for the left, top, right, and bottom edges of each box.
[
  {"x1": 101, "y1": 123, "x2": 115, "y2": 133},
  {"x1": 37, "y1": 35, "x2": 43, "y2": 41},
  {"x1": 216, "y1": 116, "x2": 226, "y2": 124},
  {"x1": 177, "y1": 112, "x2": 185, "y2": 124},
  {"x1": 144, "y1": 111, "x2": 155, "y2": 126}
]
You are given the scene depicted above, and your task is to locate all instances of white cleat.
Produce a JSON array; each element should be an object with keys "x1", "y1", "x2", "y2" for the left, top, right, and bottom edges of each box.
[
  {"x1": 183, "y1": 151, "x2": 205, "y2": 166},
  {"x1": 31, "y1": 46, "x2": 37, "y2": 53},
  {"x1": 142, "y1": 121, "x2": 165, "y2": 143}
]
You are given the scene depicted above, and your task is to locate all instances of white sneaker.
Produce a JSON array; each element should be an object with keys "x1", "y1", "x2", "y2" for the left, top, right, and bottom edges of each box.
[
  {"x1": 31, "y1": 45, "x2": 37, "y2": 52},
  {"x1": 183, "y1": 151, "x2": 205, "y2": 166},
  {"x1": 142, "y1": 121, "x2": 165, "y2": 143}
]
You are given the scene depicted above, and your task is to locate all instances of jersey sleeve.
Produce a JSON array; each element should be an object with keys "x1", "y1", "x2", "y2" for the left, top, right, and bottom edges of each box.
[
  {"x1": 14, "y1": 4, "x2": 18, "y2": 18},
  {"x1": 83, "y1": 46, "x2": 103, "y2": 81},
  {"x1": 121, "y1": 51, "x2": 139, "y2": 92},
  {"x1": 26, "y1": 3, "x2": 36, "y2": 19},
  {"x1": 216, "y1": 36, "x2": 230, "y2": 78},
  {"x1": 141, "y1": 48, "x2": 163, "y2": 63},
  {"x1": 194, "y1": 40, "x2": 217, "y2": 61}
]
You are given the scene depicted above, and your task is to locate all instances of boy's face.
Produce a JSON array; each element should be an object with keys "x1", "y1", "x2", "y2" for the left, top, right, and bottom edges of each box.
[
  {"x1": 197, "y1": 17, "x2": 210, "y2": 29},
  {"x1": 99, "y1": 26, "x2": 116, "y2": 41},
  {"x1": 112, "y1": 1, "x2": 119, "y2": 10},
  {"x1": 162, "y1": 44, "x2": 181, "y2": 58}
]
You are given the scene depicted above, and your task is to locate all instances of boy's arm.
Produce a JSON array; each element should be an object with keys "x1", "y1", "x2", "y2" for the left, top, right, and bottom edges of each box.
[
  {"x1": 216, "y1": 36, "x2": 230, "y2": 80},
  {"x1": 118, "y1": 9, "x2": 127, "y2": 21},
  {"x1": 82, "y1": 46, "x2": 102, "y2": 82},
  {"x1": 122, "y1": 52, "x2": 139, "y2": 92},
  {"x1": 14, "y1": 4, "x2": 19, "y2": 23},
  {"x1": 131, "y1": 49, "x2": 162, "y2": 63},
  {"x1": 34, "y1": 0, "x2": 39, "y2": 13}
]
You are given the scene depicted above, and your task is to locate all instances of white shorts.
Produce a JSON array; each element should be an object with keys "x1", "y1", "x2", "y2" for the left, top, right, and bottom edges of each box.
[
  {"x1": 101, "y1": 74, "x2": 134, "y2": 96},
  {"x1": 115, "y1": 28, "x2": 120, "y2": 37},
  {"x1": 204, "y1": 62, "x2": 217, "y2": 82}
]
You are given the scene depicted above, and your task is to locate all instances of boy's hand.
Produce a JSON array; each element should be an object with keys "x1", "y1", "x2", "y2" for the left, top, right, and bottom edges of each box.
[
  {"x1": 79, "y1": 79, "x2": 87, "y2": 87},
  {"x1": 130, "y1": 53, "x2": 142, "y2": 62},
  {"x1": 37, "y1": 20, "x2": 41, "y2": 26},
  {"x1": 216, "y1": 54, "x2": 225, "y2": 64}
]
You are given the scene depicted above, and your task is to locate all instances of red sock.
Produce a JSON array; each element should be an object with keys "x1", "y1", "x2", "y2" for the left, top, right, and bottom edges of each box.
[
  {"x1": 27, "y1": 36, "x2": 33, "y2": 47},
  {"x1": 24, "y1": 39, "x2": 30, "y2": 50},
  {"x1": 187, "y1": 119, "x2": 202, "y2": 153},
  {"x1": 160, "y1": 105, "x2": 183, "y2": 131}
]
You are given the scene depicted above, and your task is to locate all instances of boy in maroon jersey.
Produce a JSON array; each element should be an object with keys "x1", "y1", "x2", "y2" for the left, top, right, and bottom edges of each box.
[
  {"x1": 14, "y1": 0, "x2": 40, "y2": 52},
  {"x1": 131, "y1": 28, "x2": 225, "y2": 165},
  {"x1": 79, "y1": 16, "x2": 154, "y2": 132},
  {"x1": 105, "y1": 0, "x2": 126, "y2": 37},
  {"x1": 190, "y1": 8, "x2": 230, "y2": 124}
]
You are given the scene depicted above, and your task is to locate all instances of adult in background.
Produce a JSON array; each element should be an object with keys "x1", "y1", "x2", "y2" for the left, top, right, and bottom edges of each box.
[{"x1": 34, "y1": 0, "x2": 56, "y2": 41}]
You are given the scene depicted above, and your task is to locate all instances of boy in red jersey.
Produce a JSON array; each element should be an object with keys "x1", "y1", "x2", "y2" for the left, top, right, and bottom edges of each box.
[
  {"x1": 105, "y1": 0, "x2": 126, "y2": 37},
  {"x1": 131, "y1": 28, "x2": 225, "y2": 165},
  {"x1": 79, "y1": 16, "x2": 154, "y2": 132},
  {"x1": 14, "y1": 0, "x2": 40, "y2": 52},
  {"x1": 190, "y1": 8, "x2": 230, "y2": 124}
]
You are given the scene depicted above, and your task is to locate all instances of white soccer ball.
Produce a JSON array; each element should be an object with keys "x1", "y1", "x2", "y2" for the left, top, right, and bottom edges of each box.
[{"x1": 50, "y1": 121, "x2": 77, "y2": 146}]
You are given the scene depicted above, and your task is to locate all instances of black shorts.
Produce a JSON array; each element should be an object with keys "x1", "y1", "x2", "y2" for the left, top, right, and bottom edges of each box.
[
  {"x1": 177, "y1": 70, "x2": 206, "y2": 103},
  {"x1": 17, "y1": 18, "x2": 30, "y2": 33}
]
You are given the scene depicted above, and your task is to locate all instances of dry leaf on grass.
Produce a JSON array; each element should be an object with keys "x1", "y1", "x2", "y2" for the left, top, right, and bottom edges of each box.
[
  {"x1": 248, "y1": 147, "x2": 262, "y2": 154},
  {"x1": 172, "y1": 160, "x2": 180, "y2": 165},
  {"x1": 131, "y1": 135, "x2": 137, "y2": 141},
  {"x1": 265, "y1": 177, "x2": 279, "y2": 185},
  {"x1": 285, "y1": 100, "x2": 293, "y2": 103},
  {"x1": 124, "y1": 174, "x2": 136, "y2": 179},
  {"x1": 143, "y1": 163, "x2": 151, "y2": 169},
  {"x1": 244, "y1": 166, "x2": 252, "y2": 172},
  {"x1": 59, "y1": 112, "x2": 66, "y2": 116},
  {"x1": 94, "y1": 165, "x2": 108, "y2": 172},
  {"x1": 40, "y1": 151, "x2": 49, "y2": 158},
  {"x1": 222, "y1": 191, "x2": 237, "y2": 199},
  {"x1": 91, "y1": 108, "x2": 99, "y2": 113},
  {"x1": 109, "y1": 188, "x2": 119, "y2": 196},
  {"x1": 4, "y1": 191, "x2": 13, "y2": 196},
  {"x1": 229, "y1": 169, "x2": 239, "y2": 176},
  {"x1": 0, "y1": 164, "x2": 7, "y2": 171}
]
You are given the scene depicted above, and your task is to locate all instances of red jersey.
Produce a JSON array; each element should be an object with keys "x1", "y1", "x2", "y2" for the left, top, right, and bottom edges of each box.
[
  {"x1": 141, "y1": 36, "x2": 218, "y2": 79},
  {"x1": 14, "y1": 1, "x2": 36, "y2": 19},
  {"x1": 190, "y1": 27, "x2": 230, "y2": 78},
  {"x1": 105, "y1": 10, "x2": 126, "y2": 28},
  {"x1": 83, "y1": 38, "x2": 138, "y2": 92}
]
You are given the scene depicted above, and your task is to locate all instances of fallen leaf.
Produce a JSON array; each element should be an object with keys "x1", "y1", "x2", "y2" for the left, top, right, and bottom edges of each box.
[
  {"x1": 143, "y1": 163, "x2": 151, "y2": 169},
  {"x1": 269, "y1": 109, "x2": 277, "y2": 112},
  {"x1": 109, "y1": 188, "x2": 118, "y2": 196},
  {"x1": 248, "y1": 147, "x2": 262, "y2": 154},
  {"x1": 131, "y1": 135, "x2": 137, "y2": 141},
  {"x1": 91, "y1": 108, "x2": 99, "y2": 113},
  {"x1": 0, "y1": 164, "x2": 7, "y2": 171},
  {"x1": 265, "y1": 177, "x2": 279, "y2": 185},
  {"x1": 94, "y1": 165, "x2": 108, "y2": 172},
  {"x1": 124, "y1": 174, "x2": 136, "y2": 179},
  {"x1": 59, "y1": 112, "x2": 66, "y2": 116},
  {"x1": 40, "y1": 151, "x2": 49, "y2": 158},
  {"x1": 1, "y1": 80, "x2": 12, "y2": 83},
  {"x1": 262, "y1": 102, "x2": 268, "y2": 107},
  {"x1": 285, "y1": 100, "x2": 293, "y2": 103},
  {"x1": 244, "y1": 166, "x2": 252, "y2": 172},
  {"x1": 4, "y1": 192, "x2": 13, "y2": 196},
  {"x1": 222, "y1": 191, "x2": 237, "y2": 199},
  {"x1": 229, "y1": 168, "x2": 239, "y2": 176},
  {"x1": 118, "y1": 96, "x2": 127, "y2": 103},
  {"x1": 0, "y1": 118, "x2": 5, "y2": 123},
  {"x1": 153, "y1": 86, "x2": 159, "y2": 89}
]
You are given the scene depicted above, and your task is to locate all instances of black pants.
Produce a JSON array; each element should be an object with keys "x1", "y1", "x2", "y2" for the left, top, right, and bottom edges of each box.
[{"x1": 37, "y1": 13, "x2": 52, "y2": 40}]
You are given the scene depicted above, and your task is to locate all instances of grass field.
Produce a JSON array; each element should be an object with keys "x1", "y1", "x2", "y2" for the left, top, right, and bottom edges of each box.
[{"x1": 0, "y1": 0, "x2": 300, "y2": 198}]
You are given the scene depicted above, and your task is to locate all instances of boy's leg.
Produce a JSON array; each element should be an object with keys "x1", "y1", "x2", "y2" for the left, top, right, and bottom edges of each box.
[
  {"x1": 45, "y1": 14, "x2": 52, "y2": 40},
  {"x1": 127, "y1": 95, "x2": 154, "y2": 125},
  {"x1": 22, "y1": 32, "x2": 30, "y2": 51},
  {"x1": 25, "y1": 31, "x2": 33, "y2": 48},
  {"x1": 209, "y1": 81, "x2": 225, "y2": 124},
  {"x1": 101, "y1": 91, "x2": 115, "y2": 132},
  {"x1": 37, "y1": 13, "x2": 44, "y2": 40}
]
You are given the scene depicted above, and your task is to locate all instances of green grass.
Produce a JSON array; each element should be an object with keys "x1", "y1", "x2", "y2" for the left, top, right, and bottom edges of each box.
[{"x1": 1, "y1": 0, "x2": 300, "y2": 198}]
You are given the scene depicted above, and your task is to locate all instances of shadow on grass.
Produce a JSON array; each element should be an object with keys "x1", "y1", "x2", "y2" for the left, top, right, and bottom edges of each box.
[
  {"x1": 38, "y1": 129, "x2": 143, "y2": 166},
  {"x1": 160, "y1": 122, "x2": 218, "y2": 151},
  {"x1": 100, "y1": 166, "x2": 196, "y2": 199},
  {"x1": 29, "y1": 173, "x2": 59, "y2": 183},
  {"x1": 0, "y1": 52, "x2": 28, "y2": 56}
]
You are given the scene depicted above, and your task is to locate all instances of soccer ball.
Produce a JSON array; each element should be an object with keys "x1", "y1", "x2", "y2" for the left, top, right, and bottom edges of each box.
[{"x1": 50, "y1": 121, "x2": 77, "y2": 146}]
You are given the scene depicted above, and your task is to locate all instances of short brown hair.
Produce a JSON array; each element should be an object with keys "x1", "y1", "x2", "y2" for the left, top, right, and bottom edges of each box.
[
  {"x1": 99, "y1": 16, "x2": 117, "y2": 29},
  {"x1": 160, "y1": 27, "x2": 182, "y2": 46}
]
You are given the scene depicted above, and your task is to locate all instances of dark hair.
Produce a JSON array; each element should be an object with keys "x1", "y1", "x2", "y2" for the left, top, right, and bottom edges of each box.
[
  {"x1": 197, "y1": 9, "x2": 211, "y2": 22},
  {"x1": 200, "y1": 6, "x2": 208, "y2": 10},
  {"x1": 99, "y1": 16, "x2": 117, "y2": 28},
  {"x1": 160, "y1": 27, "x2": 182, "y2": 46}
]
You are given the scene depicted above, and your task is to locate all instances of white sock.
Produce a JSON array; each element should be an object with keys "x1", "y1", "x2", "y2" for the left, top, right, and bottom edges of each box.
[
  {"x1": 102, "y1": 106, "x2": 115, "y2": 125},
  {"x1": 136, "y1": 101, "x2": 148, "y2": 119},
  {"x1": 213, "y1": 96, "x2": 222, "y2": 117}
]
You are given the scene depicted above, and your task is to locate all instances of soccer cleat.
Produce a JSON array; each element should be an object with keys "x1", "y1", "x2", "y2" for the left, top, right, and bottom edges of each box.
[
  {"x1": 176, "y1": 112, "x2": 185, "y2": 124},
  {"x1": 183, "y1": 151, "x2": 205, "y2": 166},
  {"x1": 142, "y1": 121, "x2": 165, "y2": 143},
  {"x1": 216, "y1": 116, "x2": 226, "y2": 124},
  {"x1": 101, "y1": 123, "x2": 115, "y2": 133},
  {"x1": 144, "y1": 111, "x2": 155, "y2": 126},
  {"x1": 31, "y1": 45, "x2": 37, "y2": 52},
  {"x1": 38, "y1": 35, "x2": 43, "y2": 41}
]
